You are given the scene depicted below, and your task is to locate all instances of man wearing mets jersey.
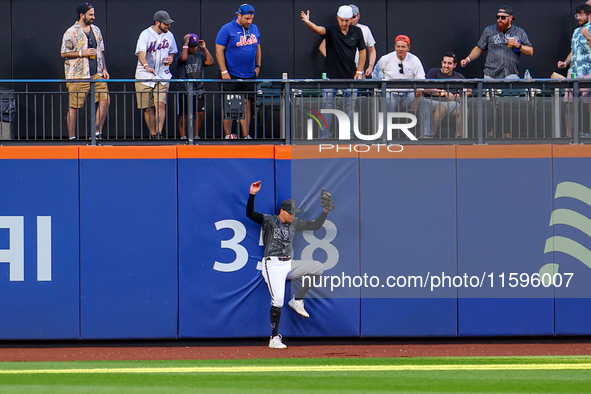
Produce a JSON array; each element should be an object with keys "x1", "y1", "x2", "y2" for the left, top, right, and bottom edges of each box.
[
  {"x1": 216, "y1": 4, "x2": 261, "y2": 139},
  {"x1": 246, "y1": 181, "x2": 335, "y2": 349}
]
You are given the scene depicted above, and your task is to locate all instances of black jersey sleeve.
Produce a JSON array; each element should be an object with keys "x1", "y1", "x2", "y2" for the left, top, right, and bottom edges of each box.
[
  {"x1": 246, "y1": 194, "x2": 264, "y2": 224},
  {"x1": 301, "y1": 211, "x2": 328, "y2": 231}
]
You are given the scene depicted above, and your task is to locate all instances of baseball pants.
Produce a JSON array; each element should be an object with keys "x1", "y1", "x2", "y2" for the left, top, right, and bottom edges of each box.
[{"x1": 261, "y1": 257, "x2": 325, "y2": 308}]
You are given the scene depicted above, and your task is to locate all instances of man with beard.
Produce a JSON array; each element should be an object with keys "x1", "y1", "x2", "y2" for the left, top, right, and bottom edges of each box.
[
  {"x1": 460, "y1": 6, "x2": 533, "y2": 79},
  {"x1": 135, "y1": 10, "x2": 178, "y2": 139},
  {"x1": 61, "y1": 2, "x2": 110, "y2": 140}
]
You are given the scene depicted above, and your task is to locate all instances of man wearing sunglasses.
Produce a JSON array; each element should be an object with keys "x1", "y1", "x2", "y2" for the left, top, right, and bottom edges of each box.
[
  {"x1": 460, "y1": 6, "x2": 533, "y2": 79},
  {"x1": 372, "y1": 35, "x2": 427, "y2": 137}
]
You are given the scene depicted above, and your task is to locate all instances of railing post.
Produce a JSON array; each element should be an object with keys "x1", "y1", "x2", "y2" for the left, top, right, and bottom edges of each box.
[
  {"x1": 573, "y1": 80, "x2": 580, "y2": 144},
  {"x1": 553, "y1": 86, "x2": 561, "y2": 138},
  {"x1": 462, "y1": 88, "x2": 468, "y2": 138},
  {"x1": 90, "y1": 79, "x2": 96, "y2": 145},
  {"x1": 477, "y1": 81, "x2": 484, "y2": 145},
  {"x1": 381, "y1": 81, "x2": 387, "y2": 144},
  {"x1": 284, "y1": 81, "x2": 291, "y2": 144},
  {"x1": 188, "y1": 83, "x2": 194, "y2": 144}
]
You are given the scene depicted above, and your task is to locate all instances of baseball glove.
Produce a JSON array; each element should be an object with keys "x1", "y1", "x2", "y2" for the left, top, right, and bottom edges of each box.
[{"x1": 320, "y1": 189, "x2": 335, "y2": 211}]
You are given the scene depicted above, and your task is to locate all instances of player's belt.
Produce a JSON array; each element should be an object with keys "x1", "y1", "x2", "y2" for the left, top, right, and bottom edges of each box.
[{"x1": 265, "y1": 256, "x2": 291, "y2": 261}]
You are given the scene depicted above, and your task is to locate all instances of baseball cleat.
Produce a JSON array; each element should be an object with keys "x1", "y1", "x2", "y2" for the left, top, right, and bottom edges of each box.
[
  {"x1": 269, "y1": 334, "x2": 287, "y2": 349},
  {"x1": 288, "y1": 296, "x2": 310, "y2": 318}
]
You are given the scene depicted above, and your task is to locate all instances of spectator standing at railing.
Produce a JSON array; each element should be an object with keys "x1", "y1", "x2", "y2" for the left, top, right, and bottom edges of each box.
[
  {"x1": 422, "y1": 52, "x2": 471, "y2": 138},
  {"x1": 558, "y1": 3, "x2": 591, "y2": 137},
  {"x1": 372, "y1": 35, "x2": 427, "y2": 138},
  {"x1": 318, "y1": 4, "x2": 377, "y2": 78},
  {"x1": 173, "y1": 34, "x2": 214, "y2": 139},
  {"x1": 135, "y1": 10, "x2": 178, "y2": 139},
  {"x1": 215, "y1": 4, "x2": 261, "y2": 139},
  {"x1": 60, "y1": 2, "x2": 110, "y2": 140},
  {"x1": 301, "y1": 5, "x2": 366, "y2": 139},
  {"x1": 460, "y1": 6, "x2": 533, "y2": 79}
]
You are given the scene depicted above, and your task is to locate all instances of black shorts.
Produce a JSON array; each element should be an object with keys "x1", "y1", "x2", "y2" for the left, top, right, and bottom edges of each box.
[
  {"x1": 175, "y1": 92, "x2": 205, "y2": 115},
  {"x1": 220, "y1": 73, "x2": 257, "y2": 93}
]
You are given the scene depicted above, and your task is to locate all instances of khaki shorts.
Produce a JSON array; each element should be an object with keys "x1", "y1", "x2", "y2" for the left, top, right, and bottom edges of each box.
[
  {"x1": 135, "y1": 82, "x2": 169, "y2": 109},
  {"x1": 67, "y1": 74, "x2": 109, "y2": 109}
]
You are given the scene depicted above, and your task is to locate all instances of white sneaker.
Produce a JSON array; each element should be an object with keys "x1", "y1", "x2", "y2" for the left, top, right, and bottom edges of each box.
[
  {"x1": 269, "y1": 334, "x2": 287, "y2": 349},
  {"x1": 224, "y1": 134, "x2": 237, "y2": 139},
  {"x1": 288, "y1": 296, "x2": 309, "y2": 318}
]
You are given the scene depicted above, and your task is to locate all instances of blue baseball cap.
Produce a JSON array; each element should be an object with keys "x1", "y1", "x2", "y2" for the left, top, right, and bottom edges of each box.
[{"x1": 236, "y1": 4, "x2": 255, "y2": 15}]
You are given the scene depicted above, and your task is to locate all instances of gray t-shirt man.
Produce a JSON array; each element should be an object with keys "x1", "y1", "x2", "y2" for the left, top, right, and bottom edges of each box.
[
  {"x1": 477, "y1": 24, "x2": 532, "y2": 78},
  {"x1": 460, "y1": 7, "x2": 533, "y2": 78}
]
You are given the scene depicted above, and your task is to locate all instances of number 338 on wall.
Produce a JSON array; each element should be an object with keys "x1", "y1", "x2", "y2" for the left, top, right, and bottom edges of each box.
[{"x1": 212, "y1": 219, "x2": 339, "y2": 273}]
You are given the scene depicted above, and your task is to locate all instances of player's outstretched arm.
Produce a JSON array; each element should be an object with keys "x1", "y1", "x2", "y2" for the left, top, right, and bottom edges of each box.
[{"x1": 247, "y1": 181, "x2": 264, "y2": 224}]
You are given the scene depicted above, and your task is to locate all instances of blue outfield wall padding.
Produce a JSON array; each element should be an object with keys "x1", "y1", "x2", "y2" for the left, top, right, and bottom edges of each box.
[
  {"x1": 457, "y1": 152, "x2": 554, "y2": 336},
  {"x1": 552, "y1": 156, "x2": 591, "y2": 335},
  {"x1": 0, "y1": 158, "x2": 80, "y2": 339},
  {"x1": 79, "y1": 156, "x2": 178, "y2": 339},
  {"x1": 359, "y1": 150, "x2": 458, "y2": 337},
  {"x1": 178, "y1": 153, "x2": 276, "y2": 338},
  {"x1": 279, "y1": 152, "x2": 361, "y2": 337}
]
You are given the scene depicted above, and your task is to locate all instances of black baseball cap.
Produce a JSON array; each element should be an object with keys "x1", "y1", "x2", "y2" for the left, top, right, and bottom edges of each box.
[
  {"x1": 498, "y1": 6, "x2": 515, "y2": 20},
  {"x1": 280, "y1": 199, "x2": 301, "y2": 214},
  {"x1": 76, "y1": 2, "x2": 93, "y2": 17}
]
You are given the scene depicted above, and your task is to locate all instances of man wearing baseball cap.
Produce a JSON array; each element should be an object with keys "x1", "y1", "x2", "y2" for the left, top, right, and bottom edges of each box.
[
  {"x1": 246, "y1": 180, "x2": 334, "y2": 349},
  {"x1": 173, "y1": 33, "x2": 214, "y2": 139},
  {"x1": 60, "y1": 2, "x2": 110, "y2": 140},
  {"x1": 460, "y1": 6, "x2": 533, "y2": 79},
  {"x1": 318, "y1": 4, "x2": 377, "y2": 78},
  {"x1": 301, "y1": 5, "x2": 366, "y2": 138},
  {"x1": 372, "y1": 35, "x2": 428, "y2": 137},
  {"x1": 215, "y1": 4, "x2": 261, "y2": 139},
  {"x1": 134, "y1": 10, "x2": 178, "y2": 139}
]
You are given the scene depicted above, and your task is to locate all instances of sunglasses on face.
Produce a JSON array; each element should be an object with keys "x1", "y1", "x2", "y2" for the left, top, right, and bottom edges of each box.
[
  {"x1": 398, "y1": 62, "x2": 404, "y2": 74},
  {"x1": 496, "y1": 15, "x2": 509, "y2": 20}
]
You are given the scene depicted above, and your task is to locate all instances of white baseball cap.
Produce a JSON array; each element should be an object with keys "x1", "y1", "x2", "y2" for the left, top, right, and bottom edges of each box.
[{"x1": 337, "y1": 5, "x2": 353, "y2": 18}]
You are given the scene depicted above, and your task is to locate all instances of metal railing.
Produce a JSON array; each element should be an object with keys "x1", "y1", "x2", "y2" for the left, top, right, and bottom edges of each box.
[{"x1": 0, "y1": 78, "x2": 588, "y2": 145}]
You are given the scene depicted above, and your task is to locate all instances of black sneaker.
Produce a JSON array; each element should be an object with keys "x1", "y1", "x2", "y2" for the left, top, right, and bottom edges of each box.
[{"x1": 95, "y1": 133, "x2": 103, "y2": 140}]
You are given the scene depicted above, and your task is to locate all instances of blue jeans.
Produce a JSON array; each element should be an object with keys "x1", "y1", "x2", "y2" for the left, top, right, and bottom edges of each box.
[
  {"x1": 385, "y1": 92, "x2": 423, "y2": 138},
  {"x1": 321, "y1": 89, "x2": 357, "y2": 138}
]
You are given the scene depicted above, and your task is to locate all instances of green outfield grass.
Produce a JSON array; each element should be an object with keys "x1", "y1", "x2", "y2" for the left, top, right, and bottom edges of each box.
[{"x1": 0, "y1": 356, "x2": 590, "y2": 393}]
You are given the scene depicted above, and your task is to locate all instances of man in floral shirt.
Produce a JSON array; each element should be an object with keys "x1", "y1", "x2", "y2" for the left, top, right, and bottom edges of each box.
[{"x1": 60, "y1": 2, "x2": 110, "y2": 140}]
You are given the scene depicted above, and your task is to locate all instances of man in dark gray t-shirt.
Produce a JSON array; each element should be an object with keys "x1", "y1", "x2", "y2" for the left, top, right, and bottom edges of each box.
[{"x1": 460, "y1": 6, "x2": 533, "y2": 78}]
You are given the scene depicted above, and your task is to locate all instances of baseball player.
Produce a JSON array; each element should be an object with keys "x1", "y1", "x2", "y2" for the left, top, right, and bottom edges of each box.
[{"x1": 246, "y1": 181, "x2": 335, "y2": 349}]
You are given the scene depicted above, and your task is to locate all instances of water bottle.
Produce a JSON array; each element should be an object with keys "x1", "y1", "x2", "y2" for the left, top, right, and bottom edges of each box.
[{"x1": 524, "y1": 69, "x2": 532, "y2": 79}]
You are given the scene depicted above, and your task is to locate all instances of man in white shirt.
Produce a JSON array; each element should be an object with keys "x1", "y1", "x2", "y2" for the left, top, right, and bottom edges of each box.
[
  {"x1": 373, "y1": 35, "x2": 428, "y2": 138},
  {"x1": 135, "y1": 10, "x2": 178, "y2": 139}
]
